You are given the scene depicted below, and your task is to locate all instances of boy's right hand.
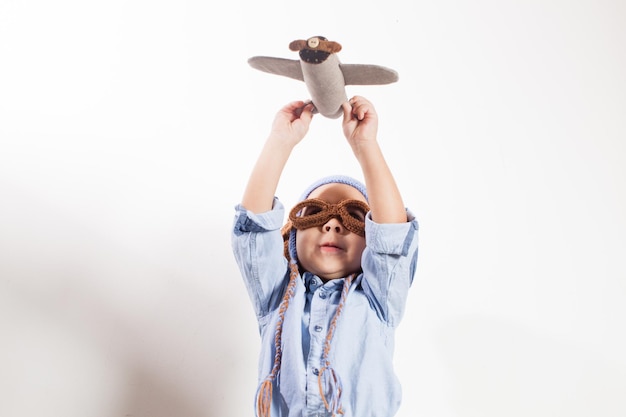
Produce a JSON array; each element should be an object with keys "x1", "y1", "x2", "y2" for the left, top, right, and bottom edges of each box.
[
  {"x1": 269, "y1": 100, "x2": 315, "y2": 146},
  {"x1": 240, "y1": 100, "x2": 315, "y2": 214}
]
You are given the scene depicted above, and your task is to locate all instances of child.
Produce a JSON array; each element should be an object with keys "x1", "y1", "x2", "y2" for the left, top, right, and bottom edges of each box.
[{"x1": 232, "y1": 96, "x2": 419, "y2": 417}]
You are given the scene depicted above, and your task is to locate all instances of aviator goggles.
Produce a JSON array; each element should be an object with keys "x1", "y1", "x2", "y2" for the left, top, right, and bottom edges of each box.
[{"x1": 288, "y1": 198, "x2": 370, "y2": 237}]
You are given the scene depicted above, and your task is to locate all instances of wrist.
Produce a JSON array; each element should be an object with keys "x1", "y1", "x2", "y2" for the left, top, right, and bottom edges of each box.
[
  {"x1": 351, "y1": 139, "x2": 379, "y2": 159},
  {"x1": 266, "y1": 134, "x2": 298, "y2": 152}
]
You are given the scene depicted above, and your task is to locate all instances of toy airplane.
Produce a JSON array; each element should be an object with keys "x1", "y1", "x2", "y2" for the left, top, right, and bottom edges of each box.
[{"x1": 248, "y1": 36, "x2": 399, "y2": 119}]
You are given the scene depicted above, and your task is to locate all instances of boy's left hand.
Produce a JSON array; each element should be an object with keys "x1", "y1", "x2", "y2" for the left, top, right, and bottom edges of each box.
[{"x1": 341, "y1": 96, "x2": 379, "y2": 149}]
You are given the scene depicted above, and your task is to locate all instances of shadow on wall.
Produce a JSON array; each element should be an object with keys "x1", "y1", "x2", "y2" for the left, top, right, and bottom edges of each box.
[
  {"x1": 0, "y1": 210, "x2": 256, "y2": 417},
  {"x1": 435, "y1": 317, "x2": 626, "y2": 417}
]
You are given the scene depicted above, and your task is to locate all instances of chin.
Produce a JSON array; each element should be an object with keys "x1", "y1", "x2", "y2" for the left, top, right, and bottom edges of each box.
[{"x1": 322, "y1": 271, "x2": 350, "y2": 280}]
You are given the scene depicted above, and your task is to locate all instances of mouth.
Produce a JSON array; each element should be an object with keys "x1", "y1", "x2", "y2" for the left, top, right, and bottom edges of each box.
[{"x1": 320, "y1": 242, "x2": 344, "y2": 253}]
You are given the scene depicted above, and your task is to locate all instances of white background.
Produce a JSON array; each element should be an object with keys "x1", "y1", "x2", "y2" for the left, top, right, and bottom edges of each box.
[{"x1": 1, "y1": 1, "x2": 625, "y2": 416}]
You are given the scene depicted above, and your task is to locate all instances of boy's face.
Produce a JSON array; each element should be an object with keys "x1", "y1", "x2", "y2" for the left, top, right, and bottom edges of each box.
[{"x1": 295, "y1": 183, "x2": 367, "y2": 281}]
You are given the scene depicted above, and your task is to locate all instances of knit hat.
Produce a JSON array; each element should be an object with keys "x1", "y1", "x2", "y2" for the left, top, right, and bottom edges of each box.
[{"x1": 256, "y1": 175, "x2": 368, "y2": 417}]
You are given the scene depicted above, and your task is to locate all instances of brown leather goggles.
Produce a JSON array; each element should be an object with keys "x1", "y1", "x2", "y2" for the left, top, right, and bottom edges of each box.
[{"x1": 288, "y1": 198, "x2": 370, "y2": 237}]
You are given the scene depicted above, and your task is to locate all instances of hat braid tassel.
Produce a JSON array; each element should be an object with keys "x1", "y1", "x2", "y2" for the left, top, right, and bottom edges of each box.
[
  {"x1": 255, "y1": 260, "x2": 300, "y2": 417},
  {"x1": 318, "y1": 365, "x2": 344, "y2": 416},
  {"x1": 317, "y1": 273, "x2": 355, "y2": 416},
  {"x1": 256, "y1": 378, "x2": 274, "y2": 417}
]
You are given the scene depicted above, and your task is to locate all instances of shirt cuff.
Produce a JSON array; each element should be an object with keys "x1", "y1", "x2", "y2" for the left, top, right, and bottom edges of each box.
[
  {"x1": 233, "y1": 198, "x2": 285, "y2": 234},
  {"x1": 365, "y1": 209, "x2": 419, "y2": 256}
]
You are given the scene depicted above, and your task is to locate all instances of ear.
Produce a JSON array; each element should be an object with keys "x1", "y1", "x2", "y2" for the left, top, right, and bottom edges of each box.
[
  {"x1": 289, "y1": 40, "x2": 307, "y2": 51},
  {"x1": 326, "y1": 41, "x2": 342, "y2": 53}
]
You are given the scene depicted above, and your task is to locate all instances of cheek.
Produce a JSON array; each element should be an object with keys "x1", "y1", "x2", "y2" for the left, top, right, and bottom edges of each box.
[
  {"x1": 295, "y1": 230, "x2": 312, "y2": 256},
  {"x1": 353, "y1": 236, "x2": 367, "y2": 254},
  {"x1": 295, "y1": 230, "x2": 317, "y2": 271},
  {"x1": 346, "y1": 236, "x2": 366, "y2": 266}
]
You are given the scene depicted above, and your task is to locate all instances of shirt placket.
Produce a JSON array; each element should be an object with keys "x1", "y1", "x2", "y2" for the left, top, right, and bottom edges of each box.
[{"x1": 305, "y1": 279, "x2": 333, "y2": 416}]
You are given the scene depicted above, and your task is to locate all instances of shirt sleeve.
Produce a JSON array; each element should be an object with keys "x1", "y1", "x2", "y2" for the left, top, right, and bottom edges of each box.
[
  {"x1": 360, "y1": 208, "x2": 419, "y2": 327},
  {"x1": 231, "y1": 198, "x2": 290, "y2": 319}
]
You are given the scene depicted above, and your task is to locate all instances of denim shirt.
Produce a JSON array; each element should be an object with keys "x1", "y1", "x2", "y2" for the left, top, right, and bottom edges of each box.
[{"x1": 232, "y1": 198, "x2": 419, "y2": 417}]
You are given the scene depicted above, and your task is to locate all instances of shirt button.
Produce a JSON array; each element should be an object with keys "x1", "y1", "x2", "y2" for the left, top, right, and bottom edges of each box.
[
  {"x1": 314, "y1": 325, "x2": 323, "y2": 332},
  {"x1": 319, "y1": 292, "x2": 327, "y2": 299},
  {"x1": 312, "y1": 368, "x2": 319, "y2": 375}
]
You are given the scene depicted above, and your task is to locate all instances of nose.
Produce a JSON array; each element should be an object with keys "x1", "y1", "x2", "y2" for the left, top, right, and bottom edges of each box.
[{"x1": 323, "y1": 217, "x2": 343, "y2": 233}]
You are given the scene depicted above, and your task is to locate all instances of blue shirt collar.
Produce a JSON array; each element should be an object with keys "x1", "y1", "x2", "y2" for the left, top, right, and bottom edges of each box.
[{"x1": 303, "y1": 271, "x2": 361, "y2": 292}]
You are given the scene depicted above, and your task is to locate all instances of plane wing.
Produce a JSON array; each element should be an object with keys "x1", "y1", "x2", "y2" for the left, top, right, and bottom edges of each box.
[
  {"x1": 248, "y1": 56, "x2": 304, "y2": 82},
  {"x1": 339, "y1": 64, "x2": 399, "y2": 85}
]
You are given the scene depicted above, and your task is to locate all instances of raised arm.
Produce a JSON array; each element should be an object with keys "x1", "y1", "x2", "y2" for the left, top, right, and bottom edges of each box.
[
  {"x1": 241, "y1": 101, "x2": 315, "y2": 213},
  {"x1": 341, "y1": 96, "x2": 407, "y2": 224}
]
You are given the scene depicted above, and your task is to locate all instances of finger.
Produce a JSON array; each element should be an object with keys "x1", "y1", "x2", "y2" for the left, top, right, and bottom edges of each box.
[
  {"x1": 347, "y1": 99, "x2": 366, "y2": 120},
  {"x1": 348, "y1": 95, "x2": 367, "y2": 108},
  {"x1": 298, "y1": 102, "x2": 315, "y2": 124},
  {"x1": 352, "y1": 99, "x2": 374, "y2": 121},
  {"x1": 294, "y1": 100, "x2": 314, "y2": 117},
  {"x1": 285, "y1": 100, "x2": 305, "y2": 112},
  {"x1": 341, "y1": 101, "x2": 354, "y2": 122},
  {"x1": 352, "y1": 103, "x2": 367, "y2": 121}
]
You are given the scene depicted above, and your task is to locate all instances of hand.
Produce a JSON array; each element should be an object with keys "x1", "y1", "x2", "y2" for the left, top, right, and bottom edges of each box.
[
  {"x1": 240, "y1": 100, "x2": 314, "y2": 214},
  {"x1": 341, "y1": 96, "x2": 406, "y2": 224},
  {"x1": 341, "y1": 96, "x2": 378, "y2": 150},
  {"x1": 269, "y1": 100, "x2": 315, "y2": 146}
]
